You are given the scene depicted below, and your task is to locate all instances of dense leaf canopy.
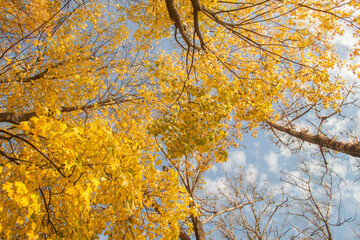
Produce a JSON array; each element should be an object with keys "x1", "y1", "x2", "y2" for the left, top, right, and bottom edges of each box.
[{"x1": 0, "y1": 0, "x2": 359, "y2": 239}]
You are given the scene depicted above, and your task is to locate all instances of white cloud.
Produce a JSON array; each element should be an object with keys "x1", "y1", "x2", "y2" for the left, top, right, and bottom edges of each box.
[
  {"x1": 205, "y1": 176, "x2": 226, "y2": 194},
  {"x1": 324, "y1": 117, "x2": 350, "y2": 135},
  {"x1": 332, "y1": 161, "x2": 348, "y2": 178},
  {"x1": 253, "y1": 141, "x2": 261, "y2": 159},
  {"x1": 222, "y1": 150, "x2": 246, "y2": 172},
  {"x1": 245, "y1": 164, "x2": 259, "y2": 183},
  {"x1": 265, "y1": 151, "x2": 279, "y2": 173},
  {"x1": 341, "y1": 180, "x2": 360, "y2": 209},
  {"x1": 332, "y1": 26, "x2": 358, "y2": 50},
  {"x1": 257, "y1": 172, "x2": 269, "y2": 188},
  {"x1": 349, "y1": 156, "x2": 358, "y2": 173},
  {"x1": 209, "y1": 164, "x2": 218, "y2": 174}
]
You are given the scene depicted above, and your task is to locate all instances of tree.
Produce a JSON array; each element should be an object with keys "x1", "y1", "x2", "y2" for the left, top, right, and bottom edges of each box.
[
  {"x1": 0, "y1": 0, "x2": 192, "y2": 238},
  {"x1": 189, "y1": 155, "x2": 353, "y2": 240},
  {"x1": 282, "y1": 159, "x2": 347, "y2": 240},
  {"x1": 1, "y1": 0, "x2": 360, "y2": 239},
  {"x1": 146, "y1": 0, "x2": 359, "y2": 238},
  {"x1": 201, "y1": 172, "x2": 290, "y2": 240}
]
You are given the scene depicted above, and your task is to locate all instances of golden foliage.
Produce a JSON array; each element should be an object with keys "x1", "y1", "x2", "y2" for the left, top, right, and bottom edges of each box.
[{"x1": 0, "y1": 0, "x2": 359, "y2": 238}]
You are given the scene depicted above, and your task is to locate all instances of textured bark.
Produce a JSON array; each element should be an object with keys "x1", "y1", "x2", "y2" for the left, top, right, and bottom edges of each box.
[
  {"x1": 0, "y1": 97, "x2": 136, "y2": 124},
  {"x1": 179, "y1": 227, "x2": 191, "y2": 240},
  {"x1": 191, "y1": 215, "x2": 206, "y2": 240},
  {"x1": 165, "y1": 0, "x2": 205, "y2": 50},
  {"x1": 165, "y1": 0, "x2": 194, "y2": 49},
  {"x1": 267, "y1": 121, "x2": 360, "y2": 158},
  {"x1": 0, "y1": 112, "x2": 37, "y2": 124}
]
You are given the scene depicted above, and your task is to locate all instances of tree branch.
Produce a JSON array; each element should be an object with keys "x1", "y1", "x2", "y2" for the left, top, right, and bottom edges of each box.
[
  {"x1": 0, "y1": 96, "x2": 139, "y2": 124},
  {"x1": 202, "y1": 199, "x2": 261, "y2": 224},
  {"x1": 165, "y1": 0, "x2": 200, "y2": 50},
  {"x1": 0, "y1": 112, "x2": 37, "y2": 124},
  {"x1": 267, "y1": 121, "x2": 360, "y2": 158},
  {"x1": 0, "y1": 68, "x2": 49, "y2": 84}
]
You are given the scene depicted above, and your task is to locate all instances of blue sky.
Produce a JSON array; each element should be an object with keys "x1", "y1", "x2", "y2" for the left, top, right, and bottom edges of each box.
[{"x1": 203, "y1": 127, "x2": 360, "y2": 239}]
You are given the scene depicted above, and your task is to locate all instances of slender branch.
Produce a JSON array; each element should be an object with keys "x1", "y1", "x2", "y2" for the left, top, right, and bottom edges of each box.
[
  {"x1": 0, "y1": 68, "x2": 49, "y2": 84},
  {"x1": 38, "y1": 187, "x2": 57, "y2": 233},
  {"x1": 0, "y1": 129, "x2": 66, "y2": 177},
  {"x1": 202, "y1": 199, "x2": 260, "y2": 224},
  {"x1": 0, "y1": 0, "x2": 72, "y2": 60},
  {"x1": 0, "y1": 149, "x2": 20, "y2": 165}
]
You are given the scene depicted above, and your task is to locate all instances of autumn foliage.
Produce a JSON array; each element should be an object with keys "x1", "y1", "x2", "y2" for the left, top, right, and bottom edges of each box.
[{"x1": 0, "y1": 0, "x2": 359, "y2": 239}]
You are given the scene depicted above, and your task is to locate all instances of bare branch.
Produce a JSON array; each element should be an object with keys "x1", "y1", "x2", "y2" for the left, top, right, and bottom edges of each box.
[{"x1": 202, "y1": 199, "x2": 261, "y2": 224}]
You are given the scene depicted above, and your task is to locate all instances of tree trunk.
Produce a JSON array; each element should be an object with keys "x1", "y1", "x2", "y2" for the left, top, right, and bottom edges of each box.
[{"x1": 191, "y1": 215, "x2": 206, "y2": 240}]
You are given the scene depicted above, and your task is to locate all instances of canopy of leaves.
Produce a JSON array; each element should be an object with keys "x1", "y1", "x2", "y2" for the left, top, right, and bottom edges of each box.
[{"x1": 0, "y1": 0, "x2": 359, "y2": 239}]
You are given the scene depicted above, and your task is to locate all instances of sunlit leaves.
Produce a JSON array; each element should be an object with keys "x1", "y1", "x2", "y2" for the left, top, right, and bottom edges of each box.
[
  {"x1": 1, "y1": 0, "x2": 359, "y2": 239},
  {"x1": 0, "y1": 0, "x2": 192, "y2": 238}
]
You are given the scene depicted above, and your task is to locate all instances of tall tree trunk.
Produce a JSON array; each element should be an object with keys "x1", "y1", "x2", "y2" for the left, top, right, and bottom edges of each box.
[{"x1": 191, "y1": 215, "x2": 206, "y2": 240}]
